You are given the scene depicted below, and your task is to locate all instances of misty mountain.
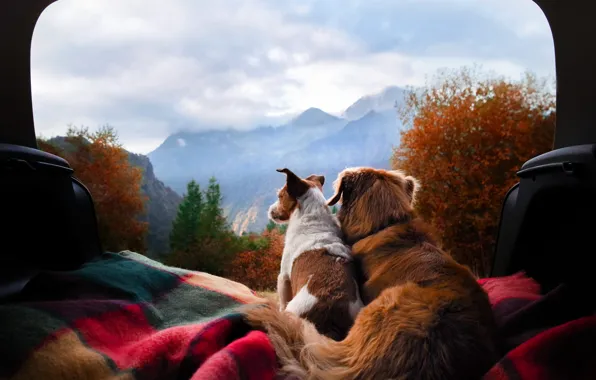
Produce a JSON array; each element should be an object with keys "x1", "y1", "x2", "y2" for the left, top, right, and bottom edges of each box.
[
  {"x1": 291, "y1": 107, "x2": 341, "y2": 126},
  {"x1": 343, "y1": 86, "x2": 406, "y2": 120},
  {"x1": 148, "y1": 86, "x2": 406, "y2": 234},
  {"x1": 282, "y1": 110, "x2": 400, "y2": 171}
]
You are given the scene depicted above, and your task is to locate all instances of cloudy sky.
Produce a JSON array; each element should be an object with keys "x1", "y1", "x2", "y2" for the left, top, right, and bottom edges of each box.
[{"x1": 32, "y1": 0, "x2": 554, "y2": 154}]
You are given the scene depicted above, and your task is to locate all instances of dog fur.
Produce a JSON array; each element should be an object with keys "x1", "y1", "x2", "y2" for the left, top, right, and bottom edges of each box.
[
  {"x1": 245, "y1": 167, "x2": 498, "y2": 380},
  {"x1": 267, "y1": 168, "x2": 363, "y2": 340}
]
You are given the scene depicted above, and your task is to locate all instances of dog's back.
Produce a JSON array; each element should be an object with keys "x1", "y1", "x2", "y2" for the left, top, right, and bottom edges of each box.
[
  {"x1": 348, "y1": 221, "x2": 498, "y2": 379},
  {"x1": 282, "y1": 190, "x2": 363, "y2": 341},
  {"x1": 289, "y1": 248, "x2": 361, "y2": 340},
  {"x1": 328, "y1": 167, "x2": 498, "y2": 378}
]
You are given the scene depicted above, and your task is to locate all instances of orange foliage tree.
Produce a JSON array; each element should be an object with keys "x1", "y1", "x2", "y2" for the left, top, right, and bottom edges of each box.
[
  {"x1": 226, "y1": 228, "x2": 284, "y2": 290},
  {"x1": 392, "y1": 67, "x2": 555, "y2": 276},
  {"x1": 38, "y1": 126, "x2": 148, "y2": 253}
]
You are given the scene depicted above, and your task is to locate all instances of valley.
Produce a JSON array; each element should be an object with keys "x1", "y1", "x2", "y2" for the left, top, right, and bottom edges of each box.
[{"x1": 147, "y1": 85, "x2": 406, "y2": 234}]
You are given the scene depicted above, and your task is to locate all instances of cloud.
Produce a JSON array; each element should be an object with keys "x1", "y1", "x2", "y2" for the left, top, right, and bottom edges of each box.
[{"x1": 31, "y1": 0, "x2": 554, "y2": 154}]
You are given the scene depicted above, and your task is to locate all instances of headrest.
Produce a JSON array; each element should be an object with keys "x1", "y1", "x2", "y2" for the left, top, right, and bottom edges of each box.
[{"x1": 0, "y1": 143, "x2": 102, "y2": 273}]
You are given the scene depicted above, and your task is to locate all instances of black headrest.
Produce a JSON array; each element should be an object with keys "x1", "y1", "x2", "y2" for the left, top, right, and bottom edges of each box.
[{"x1": 0, "y1": 143, "x2": 102, "y2": 273}]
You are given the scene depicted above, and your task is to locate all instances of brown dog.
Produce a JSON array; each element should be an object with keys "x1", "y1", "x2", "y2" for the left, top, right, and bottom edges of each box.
[{"x1": 245, "y1": 167, "x2": 497, "y2": 380}]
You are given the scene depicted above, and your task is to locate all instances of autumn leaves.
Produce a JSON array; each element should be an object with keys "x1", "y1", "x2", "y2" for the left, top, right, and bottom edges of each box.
[
  {"x1": 38, "y1": 126, "x2": 148, "y2": 253},
  {"x1": 392, "y1": 67, "x2": 555, "y2": 276}
]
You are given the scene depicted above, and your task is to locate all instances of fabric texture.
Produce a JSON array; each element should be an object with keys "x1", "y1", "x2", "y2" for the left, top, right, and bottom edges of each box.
[
  {"x1": 480, "y1": 274, "x2": 596, "y2": 380},
  {"x1": 0, "y1": 252, "x2": 594, "y2": 379},
  {"x1": 0, "y1": 251, "x2": 275, "y2": 380}
]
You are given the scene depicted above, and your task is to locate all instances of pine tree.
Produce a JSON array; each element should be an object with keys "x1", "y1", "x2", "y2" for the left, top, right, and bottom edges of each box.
[
  {"x1": 194, "y1": 176, "x2": 237, "y2": 275},
  {"x1": 167, "y1": 176, "x2": 247, "y2": 275},
  {"x1": 170, "y1": 180, "x2": 203, "y2": 252},
  {"x1": 198, "y1": 176, "x2": 226, "y2": 239},
  {"x1": 331, "y1": 205, "x2": 338, "y2": 214}
]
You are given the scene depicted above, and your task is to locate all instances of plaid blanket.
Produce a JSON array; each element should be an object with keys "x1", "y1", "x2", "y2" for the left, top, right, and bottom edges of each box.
[
  {"x1": 0, "y1": 253, "x2": 594, "y2": 380},
  {"x1": 0, "y1": 251, "x2": 276, "y2": 380},
  {"x1": 480, "y1": 274, "x2": 596, "y2": 380}
]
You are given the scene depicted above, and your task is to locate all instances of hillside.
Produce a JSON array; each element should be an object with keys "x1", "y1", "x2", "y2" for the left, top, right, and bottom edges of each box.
[
  {"x1": 47, "y1": 137, "x2": 181, "y2": 257},
  {"x1": 149, "y1": 86, "x2": 406, "y2": 234},
  {"x1": 127, "y1": 153, "x2": 181, "y2": 257}
]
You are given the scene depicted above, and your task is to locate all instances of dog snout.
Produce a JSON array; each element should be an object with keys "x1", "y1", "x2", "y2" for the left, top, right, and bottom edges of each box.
[{"x1": 268, "y1": 202, "x2": 281, "y2": 220}]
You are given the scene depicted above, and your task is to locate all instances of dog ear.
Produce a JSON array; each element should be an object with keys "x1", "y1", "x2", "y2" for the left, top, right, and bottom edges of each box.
[
  {"x1": 306, "y1": 174, "x2": 325, "y2": 187},
  {"x1": 404, "y1": 175, "x2": 419, "y2": 203},
  {"x1": 277, "y1": 168, "x2": 310, "y2": 199},
  {"x1": 327, "y1": 177, "x2": 344, "y2": 206}
]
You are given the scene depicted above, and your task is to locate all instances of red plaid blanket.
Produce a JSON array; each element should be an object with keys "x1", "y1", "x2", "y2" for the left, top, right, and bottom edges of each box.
[
  {"x1": 480, "y1": 273, "x2": 596, "y2": 379},
  {"x1": 0, "y1": 252, "x2": 276, "y2": 380},
  {"x1": 0, "y1": 253, "x2": 594, "y2": 379}
]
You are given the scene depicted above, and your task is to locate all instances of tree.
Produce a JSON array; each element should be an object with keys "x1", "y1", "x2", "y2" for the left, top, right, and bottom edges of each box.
[
  {"x1": 198, "y1": 177, "x2": 227, "y2": 239},
  {"x1": 166, "y1": 177, "x2": 239, "y2": 275},
  {"x1": 392, "y1": 67, "x2": 555, "y2": 276},
  {"x1": 170, "y1": 180, "x2": 203, "y2": 252},
  {"x1": 226, "y1": 229, "x2": 284, "y2": 290},
  {"x1": 38, "y1": 126, "x2": 148, "y2": 253}
]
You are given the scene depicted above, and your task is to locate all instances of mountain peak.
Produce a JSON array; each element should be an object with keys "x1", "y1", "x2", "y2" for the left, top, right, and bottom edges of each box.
[
  {"x1": 343, "y1": 86, "x2": 406, "y2": 121},
  {"x1": 291, "y1": 107, "x2": 340, "y2": 127}
]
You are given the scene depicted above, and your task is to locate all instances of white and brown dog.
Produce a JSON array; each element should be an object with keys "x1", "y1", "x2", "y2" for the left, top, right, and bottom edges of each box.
[{"x1": 268, "y1": 168, "x2": 363, "y2": 341}]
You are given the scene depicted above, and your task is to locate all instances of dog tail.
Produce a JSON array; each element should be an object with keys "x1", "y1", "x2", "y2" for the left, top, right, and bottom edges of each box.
[
  {"x1": 243, "y1": 300, "x2": 353, "y2": 380},
  {"x1": 245, "y1": 283, "x2": 497, "y2": 380}
]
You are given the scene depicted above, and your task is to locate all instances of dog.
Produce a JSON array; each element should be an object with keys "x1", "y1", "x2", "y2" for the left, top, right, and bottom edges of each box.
[
  {"x1": 246, "y1": 167, "x2": 498, "y2": 380},
  {"x1": 267, "y1": 168, "x2": 363, "y2": 341}
]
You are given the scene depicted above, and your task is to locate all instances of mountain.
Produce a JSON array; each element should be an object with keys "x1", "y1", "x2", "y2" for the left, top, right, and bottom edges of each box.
[
  {"x1": 282, "y1": 110, "x2": 400, "y2": 171},
  {"x1": 148, "y1": 107, "x2": 346, "y2": 191},
  {"x1": 127, "y1": 153, "x2": 181, "y2": 258},
  {"x1": 148, "y1": 87, "x2": 406, "y2": 235},
  {"x1": 290, "y1": 107, "x2": 341, "y2": 127},
  {"x1": 343, "y1": 86, "x2": 406, "y2": 120}
]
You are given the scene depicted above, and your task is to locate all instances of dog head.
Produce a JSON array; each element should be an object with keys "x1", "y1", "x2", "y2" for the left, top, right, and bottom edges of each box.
[
  {"x1": 327, "y1": 167, "x2": 419, "y2": 243},
  {"x1": 268, "y1": 168, "x2": 325, "y2": 224}
]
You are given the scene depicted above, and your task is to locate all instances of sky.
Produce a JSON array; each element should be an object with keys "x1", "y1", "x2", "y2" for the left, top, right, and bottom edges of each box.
[{"x1": 31, "y1": 0, "x2": 555, "y2": 154}]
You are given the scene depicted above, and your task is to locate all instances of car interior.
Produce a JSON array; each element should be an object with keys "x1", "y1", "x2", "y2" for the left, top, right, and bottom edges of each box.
[
  {"x1": 1, "y1": 0, "x2": 595, "y2": 373},
  {"x1": 490, "y1": 0, "x2": 596, "y2": 336}
]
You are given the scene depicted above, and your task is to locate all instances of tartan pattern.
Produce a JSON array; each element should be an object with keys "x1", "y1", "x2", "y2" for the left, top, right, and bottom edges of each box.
[
  {"x1": 484, "y1": 316, "x2": 596, "y2": 380},
  {"x1": 480, "y1": 273, "x2": 596, "y2": 380},
  {"x1": 0, "y1": 251, "x2": 274, "y2": 380},
  {"x1": 1, "y1": 252, "x2": 594, "y2": 379}
]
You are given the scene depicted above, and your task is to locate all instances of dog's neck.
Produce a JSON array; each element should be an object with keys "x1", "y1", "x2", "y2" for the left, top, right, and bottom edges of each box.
[
  {"x1": 279, "y1": 188, "x2": 352, "y2": 277},
  {"x1": 345, "y1": 213, "x2": 413, "y2": 246},
  {"x1": 351, "y1": 215, "x2": 437, "y2": 255}
]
